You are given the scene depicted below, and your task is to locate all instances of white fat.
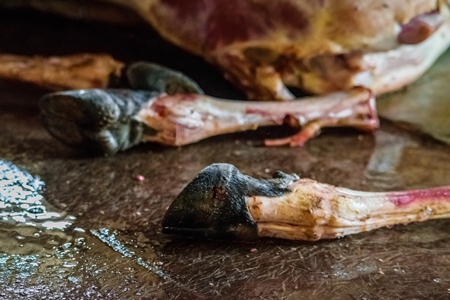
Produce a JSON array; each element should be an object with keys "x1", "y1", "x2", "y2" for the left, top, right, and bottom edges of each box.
[
  {"x1": 354, "y1": 21, "x2": 450, "y2": 94},
  {"x1": 368, "y1": 22, "x2": 403, "y2": 52}
]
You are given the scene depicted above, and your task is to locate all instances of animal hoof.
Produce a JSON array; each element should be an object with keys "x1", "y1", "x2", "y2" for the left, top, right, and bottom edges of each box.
[
  {"x1": 39, "y1": 89, "x2": 156, "y2": 155},
  {"x1": 126, "y1": 62, "x2": 204, "y2": 95}
]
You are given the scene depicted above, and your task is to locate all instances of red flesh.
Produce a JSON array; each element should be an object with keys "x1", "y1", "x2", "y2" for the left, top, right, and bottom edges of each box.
[
  {"x1": 389, "y1": 186, "x2": 450, "y2": 206},
  {"x1": 398, "y1": 10, "x2": 445, "y2": 44}
]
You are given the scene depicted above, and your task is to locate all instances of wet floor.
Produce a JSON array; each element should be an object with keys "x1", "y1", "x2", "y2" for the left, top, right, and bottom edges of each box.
[{"x1": 1, "y1": 8, "x2": 450, "y2": 300}]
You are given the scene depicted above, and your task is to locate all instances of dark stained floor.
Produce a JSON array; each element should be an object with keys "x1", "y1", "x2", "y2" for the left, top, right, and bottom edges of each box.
[{"x1": 1, "y1": 8, "x2": 450, "y2": 300}]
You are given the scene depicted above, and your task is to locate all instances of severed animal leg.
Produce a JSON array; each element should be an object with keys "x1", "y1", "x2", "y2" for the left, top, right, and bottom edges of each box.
[
  {"x1": 162, "y1": 163, "x2": 450, "y2": 241},
  {"x1": 0, "y1": 53, "x2": 124, "y2": 90},
  {"x1": 39, "y1": 63, "x2": 207, "y2": 155},
  {"x1": 40, "y1": 86, "x2": 378, "y2": 154}
]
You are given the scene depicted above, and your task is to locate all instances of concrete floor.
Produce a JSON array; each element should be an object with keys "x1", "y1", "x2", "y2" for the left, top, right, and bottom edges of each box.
[{"x1": 1, "y1": 8, "x2": 450, "y2": 300}]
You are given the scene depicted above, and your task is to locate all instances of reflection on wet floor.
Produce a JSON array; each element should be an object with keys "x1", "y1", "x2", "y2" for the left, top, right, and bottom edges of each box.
[
  {"x1": 364, "y1": 132, "x2": 415, "y2": 190},
  {"x1": 0, "y1": 159, "x2": 82, "y2": 297},
  {"x1": 0, "y1": 160, "x2": 166, "y2": 298},
  {"x1": 0, "y1": 159, "x2": 74, "y2": 229}
]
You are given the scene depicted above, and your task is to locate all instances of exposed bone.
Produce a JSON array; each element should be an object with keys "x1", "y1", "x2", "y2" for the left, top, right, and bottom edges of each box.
[
  {"x1": 162, "y1": 163, "x2": 450, "y2": 241},
  {"x1": 0, "y1": 53, "x2": 124, "y2": 90},
  {"x1": 248, "y1": 179, "x2": 450, "y2": 241},
  {"x1": 137, "y1": 86, "x2": 378, "y2": 147}
]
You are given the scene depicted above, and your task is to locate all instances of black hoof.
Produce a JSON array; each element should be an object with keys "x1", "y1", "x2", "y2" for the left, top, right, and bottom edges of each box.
[
  {"x1": 162, "y1": 163, "x2": 293, "y2": 241},
  {"x1": 39, "y1": 89, "x2": 156, "y2": 155},
  {"x1": 126, "y1": 62, "x2": 204, "y2": 95}
]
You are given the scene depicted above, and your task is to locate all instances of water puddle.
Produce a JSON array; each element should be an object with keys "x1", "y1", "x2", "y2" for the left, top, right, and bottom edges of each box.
[
  {"x1": 0, "y1": 159, "x2": 74, "y2": 230},
  {"x1": 0, "y1": 159, "x2": 83, "y2": 288},
  {"x1": 0, "y1": 159, "x2": 169, "y2": 297}
]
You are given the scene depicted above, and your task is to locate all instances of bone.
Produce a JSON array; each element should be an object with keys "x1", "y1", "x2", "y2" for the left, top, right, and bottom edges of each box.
[
  {"x1": 0, "y1": 53, "x2": 124, "y2": 90},
  {"x1": 137, "y1": 86, "x2": 378, "y2": 147},
  {"x1": 162, "y1": 163, "x2": 450, "y2": 241},
  {"x1": 40, "y1": 86, "x2": 378, "y2": 154}
]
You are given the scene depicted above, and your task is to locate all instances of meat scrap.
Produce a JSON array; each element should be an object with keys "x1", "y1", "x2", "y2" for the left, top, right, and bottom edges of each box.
[
  {"x1": 39, "y1": 87, "x2": 378, "y2": 155},
  {"x1": 144, "y1": 1, "x2": 450, "y2": 100},
  {"x1": 0, "y1": 53, "x2": 124, "y2": 90},
  {"x1": 3, "y1": 1, "x2": 450, "y2": 100},
  {"x1": 162, "y1": 163, "x2": 450, "y2": 241}
]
